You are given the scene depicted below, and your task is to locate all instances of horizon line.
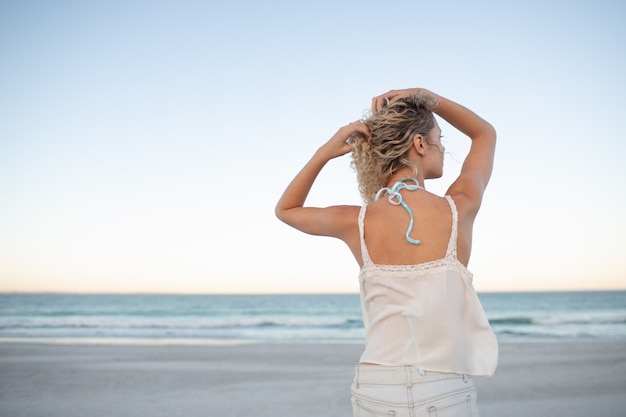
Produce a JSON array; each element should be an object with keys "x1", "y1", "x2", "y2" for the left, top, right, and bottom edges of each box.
[{"x1": 1, "y1": 288, "x2": 625, "y2": 296}]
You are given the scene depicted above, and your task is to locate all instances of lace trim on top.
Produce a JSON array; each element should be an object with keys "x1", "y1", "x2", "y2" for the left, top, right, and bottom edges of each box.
[{"x1": 359, "y1": 195, "x2": 459, "y2": 273}]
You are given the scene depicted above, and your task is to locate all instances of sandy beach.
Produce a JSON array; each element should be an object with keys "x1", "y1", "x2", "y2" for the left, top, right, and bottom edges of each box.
[{"x1": 1, "y1": 341, "x2": 625, "y2": 417}]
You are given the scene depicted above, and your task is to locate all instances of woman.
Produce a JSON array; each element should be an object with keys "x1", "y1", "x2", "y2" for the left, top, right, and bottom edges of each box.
[{"x1": 276, "y1": 87, "x2": 498, "y2": 417}]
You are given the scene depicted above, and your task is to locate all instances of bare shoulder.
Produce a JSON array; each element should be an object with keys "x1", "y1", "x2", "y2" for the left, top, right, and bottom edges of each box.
[{"x1": 446, "y1": 189, "x2": 480, "y2": 222}]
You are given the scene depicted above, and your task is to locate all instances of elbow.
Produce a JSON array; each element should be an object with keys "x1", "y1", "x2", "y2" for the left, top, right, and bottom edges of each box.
[
  {"x1": 275, "y1": 204, "x2": 292, "y2": 225},
  {"x1": 275, "y1": 205, "x2": 285, "y2": 223},
  {"x1": 478, "y1": 123, "x2": 497, "y2": 150},
  {"x1": 469, "y1": 120, "x2": 496, "y2": 144},
  {"x1": 484, "y1": 122, "x2": 497, "y2": 142}
]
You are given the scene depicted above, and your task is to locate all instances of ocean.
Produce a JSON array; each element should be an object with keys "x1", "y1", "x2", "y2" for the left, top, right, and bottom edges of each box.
[{"x1": 0, "y1": 291, "x2": 625, "y2": 344}]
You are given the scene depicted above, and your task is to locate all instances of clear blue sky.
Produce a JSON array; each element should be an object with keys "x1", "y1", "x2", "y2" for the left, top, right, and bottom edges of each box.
[{"x1": 1, "y1": 0, "x2": 625, "y2": 294}]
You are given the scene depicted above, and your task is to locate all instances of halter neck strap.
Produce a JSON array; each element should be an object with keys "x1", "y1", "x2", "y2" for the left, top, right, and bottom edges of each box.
[{"x1": 374, "y1": 178, "x2": 423, "y2": 245}]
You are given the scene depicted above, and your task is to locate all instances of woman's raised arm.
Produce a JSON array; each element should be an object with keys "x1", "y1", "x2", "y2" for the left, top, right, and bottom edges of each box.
[
  {"x1": 275, "y1": 121, "x2": 369, "y2": 239},
  {"x1": 372, "y1": 88, "x2": 496, "y2": 214},
  {"x1": 436, "y1": 94, "x2": 496, "y2": 213}
]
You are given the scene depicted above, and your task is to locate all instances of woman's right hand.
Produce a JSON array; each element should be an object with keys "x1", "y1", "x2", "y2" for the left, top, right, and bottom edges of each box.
[{"x1": 317, "y1": 121, "x2": 369, "y2": 160}]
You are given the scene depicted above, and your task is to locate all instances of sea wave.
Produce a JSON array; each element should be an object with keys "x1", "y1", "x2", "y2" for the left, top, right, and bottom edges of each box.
[
  {"x1": 2, "y1": 292, "x2": 625, "y2": 342},
  {"x1": 489, "y1": 316, "x2": 626, "y2": 326},
  {"x1": 0, "y1": 317, "x2": 364, "y2": 330}
]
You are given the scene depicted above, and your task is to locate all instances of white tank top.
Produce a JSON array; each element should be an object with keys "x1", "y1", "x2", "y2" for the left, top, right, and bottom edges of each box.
[{"x1": 357, "y1": 195, "x2": 498, "y2": 376}]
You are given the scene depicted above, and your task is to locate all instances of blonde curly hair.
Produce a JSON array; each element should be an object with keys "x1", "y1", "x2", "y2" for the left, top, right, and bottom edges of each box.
[{"x1": 350, "y1": 94, "x2": 439, "y2": 203}]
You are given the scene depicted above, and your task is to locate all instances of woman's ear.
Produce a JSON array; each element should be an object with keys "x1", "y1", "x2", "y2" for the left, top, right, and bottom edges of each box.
[{"x1": 413, "y1": 134, "x2": 426, "y2": 156}]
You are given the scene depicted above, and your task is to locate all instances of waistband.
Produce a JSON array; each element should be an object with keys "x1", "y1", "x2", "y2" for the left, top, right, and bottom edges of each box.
[{"x1": 354, "y1": 364, "x2": 469, "y2": 387}]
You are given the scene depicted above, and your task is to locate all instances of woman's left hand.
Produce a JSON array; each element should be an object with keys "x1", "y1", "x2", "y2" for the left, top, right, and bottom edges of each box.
[{"x1": 372, "y1": 88, "x2": 439, "y2": 112}]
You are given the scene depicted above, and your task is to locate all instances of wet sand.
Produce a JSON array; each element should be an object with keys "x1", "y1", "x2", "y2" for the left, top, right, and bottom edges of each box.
[{"x1": 1, "y1": 341, "x2": 625, "y2": 416}]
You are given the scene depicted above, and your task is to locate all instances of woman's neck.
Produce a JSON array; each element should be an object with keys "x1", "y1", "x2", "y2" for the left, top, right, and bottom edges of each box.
[{"x1": 387, "y1": 168, "x2": 425, "y2": 188}]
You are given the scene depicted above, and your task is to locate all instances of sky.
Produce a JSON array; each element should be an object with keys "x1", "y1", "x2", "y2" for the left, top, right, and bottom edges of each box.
[{"x1": 1, "y1": 0, "x2": 625, "y2": 294}]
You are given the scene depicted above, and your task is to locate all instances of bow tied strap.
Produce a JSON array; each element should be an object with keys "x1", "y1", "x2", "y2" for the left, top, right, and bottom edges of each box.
[{"x1": 374, "y1": 178, "x2": 423, "y2": 245}]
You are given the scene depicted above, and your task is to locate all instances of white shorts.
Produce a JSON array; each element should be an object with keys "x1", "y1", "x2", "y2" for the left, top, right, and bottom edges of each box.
[{"x1": 351, "y1": 364, "x2": 480, "y2": 417}]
